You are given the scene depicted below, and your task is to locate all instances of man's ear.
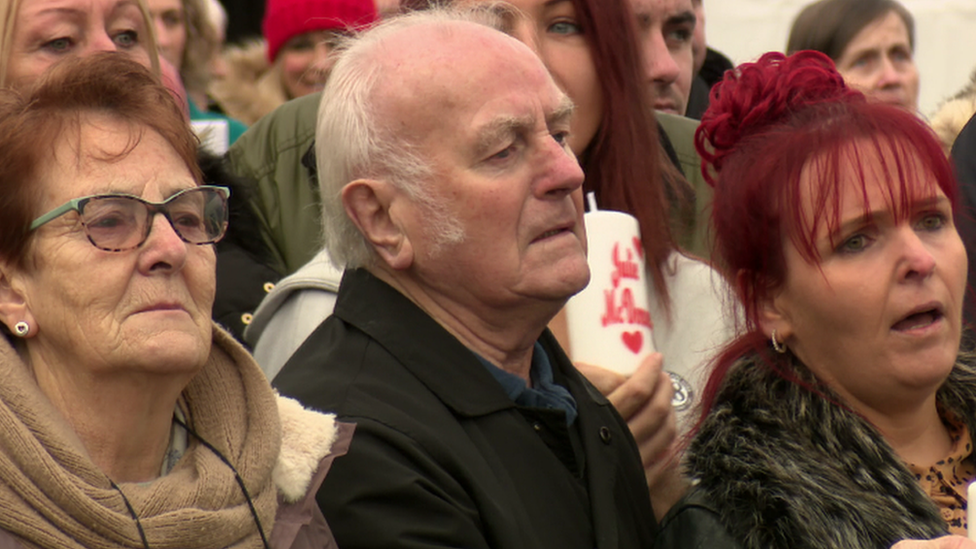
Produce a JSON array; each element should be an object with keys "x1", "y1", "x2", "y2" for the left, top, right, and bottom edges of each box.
[
  {"x1": 342, "y1": 179, "x2": 414, "y2": 270},
  {"x1": 0, "y1": 263, "x2": 34, "y2": 337}
]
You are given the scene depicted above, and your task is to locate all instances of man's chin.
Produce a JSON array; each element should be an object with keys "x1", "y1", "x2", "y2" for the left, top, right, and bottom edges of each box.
[{"x1": 548, "y1": 264, "x2": 591, "y2": 302}]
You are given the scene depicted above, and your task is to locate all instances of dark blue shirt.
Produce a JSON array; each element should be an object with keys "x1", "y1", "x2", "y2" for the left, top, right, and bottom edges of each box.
[{"x1": 478, "y1": 342, "x2": 578, "y2": 426}]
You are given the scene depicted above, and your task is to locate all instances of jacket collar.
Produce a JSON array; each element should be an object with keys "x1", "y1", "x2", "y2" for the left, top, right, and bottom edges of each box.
[
  {"x1": 334, "y1": 268, "x2": 610, "y2": 416},
  {"x1": 334, "y1": 268, "x2": 522, "y2": 416}
]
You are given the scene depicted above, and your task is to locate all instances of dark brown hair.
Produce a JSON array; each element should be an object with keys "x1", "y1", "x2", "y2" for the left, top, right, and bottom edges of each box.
[
  {"x1": 0, "y1": 52, "x2": 201, "y2": 269},
  {"x1": 786, "y1": 0, "x2": 915, "y2": 60}
]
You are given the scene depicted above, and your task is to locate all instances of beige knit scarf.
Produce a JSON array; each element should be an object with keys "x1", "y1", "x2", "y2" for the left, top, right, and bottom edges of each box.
[{"x1": 0, "y1": 326, "x2": 281, "y2": 549}]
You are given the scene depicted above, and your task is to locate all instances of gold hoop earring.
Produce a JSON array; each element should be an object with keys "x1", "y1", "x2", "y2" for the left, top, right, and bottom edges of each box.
[{"x1": 771, "y1": 329, "x2": 786, "y2": 354}]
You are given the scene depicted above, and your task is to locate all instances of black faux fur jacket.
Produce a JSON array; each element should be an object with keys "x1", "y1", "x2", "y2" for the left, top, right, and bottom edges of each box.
[{"x1": 654, "y1": 348, "x2": 976, "y2": 549}]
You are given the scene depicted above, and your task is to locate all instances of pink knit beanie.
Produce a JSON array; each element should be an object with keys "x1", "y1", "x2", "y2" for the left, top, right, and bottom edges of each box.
[{"x1": 262, "y1": 0, "x2": 378, "y2": 62}]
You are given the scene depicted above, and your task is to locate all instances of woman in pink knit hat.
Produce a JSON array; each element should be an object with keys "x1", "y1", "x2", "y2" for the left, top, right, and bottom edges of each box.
[{"x1": 210, "y1": 0, "x2": 378, "y2": 124}]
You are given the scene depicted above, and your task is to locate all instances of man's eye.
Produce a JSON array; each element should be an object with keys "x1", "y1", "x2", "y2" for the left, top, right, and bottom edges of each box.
[
  {"x1": 491, "y1": 145, "x2": 516, "y2": 161},
  {"x1": 665, "y1": 28, "x2": 691, "y2": 48}
]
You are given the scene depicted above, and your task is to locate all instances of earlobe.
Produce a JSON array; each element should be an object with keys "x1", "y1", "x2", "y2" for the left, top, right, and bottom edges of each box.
[
  {"x1": 0, "y1": 264, "x2": 34, "y2": 338},
  {"x1": 758, "y1": 294, "x2": 793, "y2": 343},
  {"x1": 342, "y1": 179, "x2": 414, "y2": 270}
]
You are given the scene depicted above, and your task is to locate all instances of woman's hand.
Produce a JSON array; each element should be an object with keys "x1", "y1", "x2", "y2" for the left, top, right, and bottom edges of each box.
[
  {"x1": 576, "y1": 354, "x2": 675, "y2": 466},
  {"x1": 892, "y1": 537, "x2": 976, "y2": 549},
  {"x1": 575, "y1": 354, "x2": 687, "y2": 519}
]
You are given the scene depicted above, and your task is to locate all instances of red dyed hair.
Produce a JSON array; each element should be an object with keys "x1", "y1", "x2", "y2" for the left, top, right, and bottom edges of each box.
[
  {"x1": 0, "y1": 53, "x2": 202, "y2": 270},
  {"x1": 694, "y1": 51, "x2": 959, "y2": 419}
]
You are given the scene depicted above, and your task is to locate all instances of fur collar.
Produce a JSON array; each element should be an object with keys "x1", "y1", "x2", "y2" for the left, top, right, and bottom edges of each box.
[
  {"x1": 208, "y1": 40, "x2": 288, "y2": 125},
  {"x1": 685, "y1": 349, "x2": 976, "y2": 549},
  {"x1": 273, "y1": 395, "x2": 339, "y2": 503}
]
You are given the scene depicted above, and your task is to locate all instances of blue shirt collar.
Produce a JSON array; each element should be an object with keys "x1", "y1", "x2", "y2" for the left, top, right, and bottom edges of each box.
[{"x1": 477, "y1": 342, "x2": 578, "y2": 425}]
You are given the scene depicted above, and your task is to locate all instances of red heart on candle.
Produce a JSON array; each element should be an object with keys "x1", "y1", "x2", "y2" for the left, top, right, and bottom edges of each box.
[
  {"x1": 621, "y1": 331, "x2": 643, "y2": 354},
  {"x1": 633, "y1": 237, "x2": 643, "y2": 260}
]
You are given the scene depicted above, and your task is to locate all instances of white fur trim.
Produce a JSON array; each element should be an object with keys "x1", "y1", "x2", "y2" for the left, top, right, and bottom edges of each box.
[{"x1": 273, "y1": 395, "x2": 339, "y2": 503}]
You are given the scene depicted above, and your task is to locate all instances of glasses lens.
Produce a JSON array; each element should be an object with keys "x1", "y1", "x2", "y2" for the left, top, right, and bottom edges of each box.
[
  {"x1": 80, "y1": 197, "x2": 148, "y2": 250},
  {"x1": 168, "y1": 187, "x2": 228, "y2": 244},
  {"x1": 79, "y1": 188, "x2": 228, "y2": 251}
]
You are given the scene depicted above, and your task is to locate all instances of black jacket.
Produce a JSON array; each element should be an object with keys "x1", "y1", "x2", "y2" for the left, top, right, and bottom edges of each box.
[
  {"x1": 274, "y1": 268, "x2": 657, "y2": 549},
  {"x1": 654, "y1": 348, "x2": 974, "y2": 549},
  {"x1": 950, "y1": 114, "x2": 976, "y2": 326}
]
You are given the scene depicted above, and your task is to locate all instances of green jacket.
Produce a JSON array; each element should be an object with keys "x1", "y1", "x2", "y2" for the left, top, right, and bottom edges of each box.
[
  {"x1": 226, "y1": 92, "x2": 323, "y2": 276},
  {"x1": 227, "y1": 92, "x2": 713, "y2": 276},
  {"x1": 656, "y1": 111, "x2": 713, "y2": 257}
]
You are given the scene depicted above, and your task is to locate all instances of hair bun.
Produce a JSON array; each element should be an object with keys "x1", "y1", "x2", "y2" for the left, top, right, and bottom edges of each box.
[{"x1": 695, "y1": 50, "x2": 862, "y2": 186}]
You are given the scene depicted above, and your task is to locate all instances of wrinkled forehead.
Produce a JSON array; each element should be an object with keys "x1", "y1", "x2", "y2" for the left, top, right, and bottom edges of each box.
[{"x1": 369, "y1": 20, "x2": 558, "y2": 137}]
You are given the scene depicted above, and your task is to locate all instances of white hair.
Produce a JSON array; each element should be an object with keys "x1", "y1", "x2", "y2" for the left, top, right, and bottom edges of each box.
[{"x1": 315, "y1": 5, "x2": 514, "y2": 268}]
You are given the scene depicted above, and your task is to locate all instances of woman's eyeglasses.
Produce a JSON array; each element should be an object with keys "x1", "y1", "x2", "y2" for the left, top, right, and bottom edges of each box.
[{"x1": 30, "y1": 186, "x2": 230, "y2": 252}]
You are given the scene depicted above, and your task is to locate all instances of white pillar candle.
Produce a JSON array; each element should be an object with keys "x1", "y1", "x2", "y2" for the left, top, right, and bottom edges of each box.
[{"x1": 565, "y1": 208, "x2": 655, "y2": 375}]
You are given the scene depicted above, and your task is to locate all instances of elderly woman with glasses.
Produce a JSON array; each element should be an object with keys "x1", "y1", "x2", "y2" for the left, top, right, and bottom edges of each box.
[{"x1": 0, "y1": 52, "x2": 348, "y2": 549}]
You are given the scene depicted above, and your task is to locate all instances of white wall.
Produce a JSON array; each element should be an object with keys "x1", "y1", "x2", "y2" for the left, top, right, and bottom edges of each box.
[{"x1": 704, "y1": 0, "x2": 976, "y2": 117}]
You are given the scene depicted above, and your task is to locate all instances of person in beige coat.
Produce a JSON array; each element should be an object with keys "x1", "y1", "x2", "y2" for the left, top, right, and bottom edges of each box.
[{"x1": 0, "y1": 51, "x2": 350, "y2": 549}]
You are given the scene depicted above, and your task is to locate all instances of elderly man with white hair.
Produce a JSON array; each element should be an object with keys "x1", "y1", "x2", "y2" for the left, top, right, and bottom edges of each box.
[{"x1": 272, "y1": 6, "x2": 661, "y2": 549}]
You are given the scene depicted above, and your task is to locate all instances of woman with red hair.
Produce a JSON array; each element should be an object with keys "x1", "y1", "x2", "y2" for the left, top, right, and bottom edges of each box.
[{"x1": 654, "y1": 51, "x2": 976, "y2": 549}]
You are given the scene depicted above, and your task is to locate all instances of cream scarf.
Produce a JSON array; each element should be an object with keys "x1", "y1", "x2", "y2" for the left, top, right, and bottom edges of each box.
[{"x1": 0, "y1": 326, "x2": 281, "y2": 549}]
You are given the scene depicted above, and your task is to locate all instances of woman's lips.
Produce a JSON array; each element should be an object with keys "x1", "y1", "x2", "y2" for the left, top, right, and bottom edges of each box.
[
  {"x1": 891, "y1": 309, "x2": 942, "y2": 331},
  {"x1": 891, "y1": 301, "x2": 945, "y2": 332}
]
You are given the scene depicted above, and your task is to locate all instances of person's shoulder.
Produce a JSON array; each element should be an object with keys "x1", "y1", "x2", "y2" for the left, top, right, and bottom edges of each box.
[
  {"x1": 654, "y1": 488, "x2": 742, "y2": 549},
  {"x1": 654, "y1": 112, "x2": 703, "y2": 184},
  {"x1": 275, "y1": 396, "x2": 351, "y2": 501},
  {"x1": 272, "y1": 397, "x2": 352, "y2": 549},
  {"x1": 254, "y1": 91, "x2": 322, "y2": 133},
  {"x1": 662, "y1": 253, "x2": 729, "y2": 299},
  {"x1": 245, "y1": 248, "x2": 342, "y2": 343},
  {"x1": 656, "y1": 111, "x2": 699, "y2": 142},
  {"x1": 932, "y1": 96, "x2": 976, "y2": 155},
  {"x1": 226, "y1": 92, "x2": 322, "y2": 173},
  {"x1": 952, "y1": 111, "x2": 976, "y2": 159},
  {"x1": 700, "y1": 47, "x2": 735, "y2": 88}
]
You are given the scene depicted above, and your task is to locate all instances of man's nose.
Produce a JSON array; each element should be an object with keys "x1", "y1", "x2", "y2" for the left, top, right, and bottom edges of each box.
[
  {"x1": 876, "y1": 56, "x2": 904, "y2": 90},
  {"x1": 643, "y1": 33, "x2": 680, "y2": 85},
  {"x1": 536, "y1": 137, "x2": 585, "y2": 199}
]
